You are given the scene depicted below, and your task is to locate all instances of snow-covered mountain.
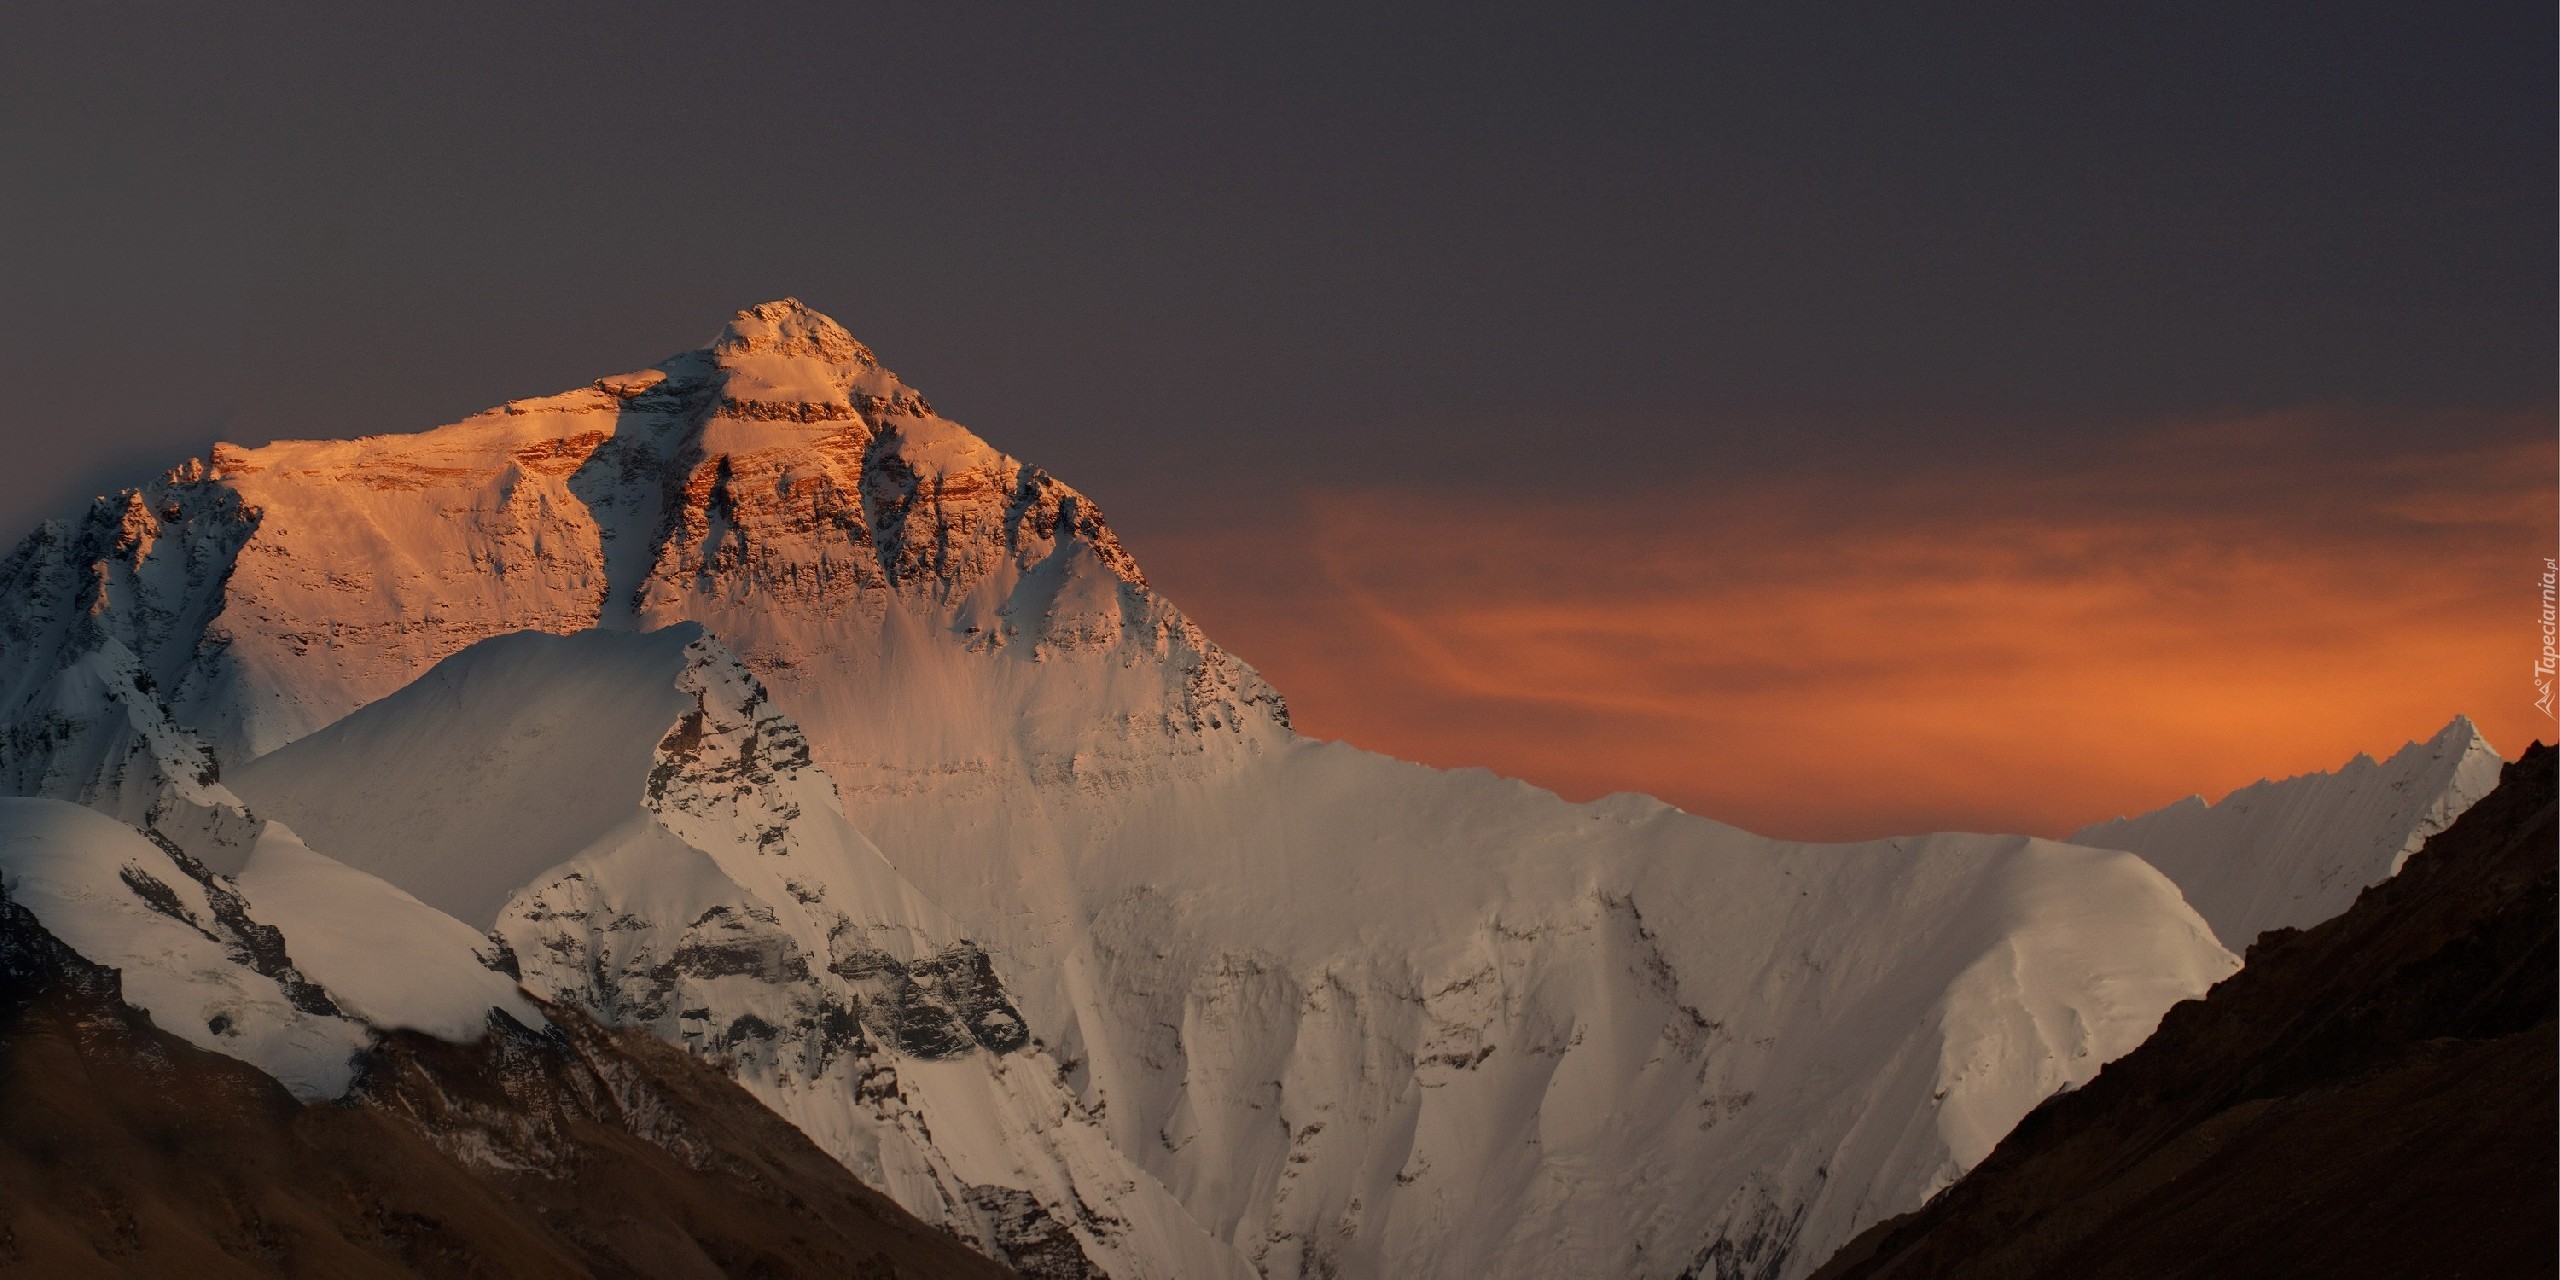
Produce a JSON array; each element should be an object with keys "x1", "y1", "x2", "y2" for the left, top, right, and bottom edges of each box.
[
  {"x1": 2071, "y1": 717, "x2": 2504, "y2": 950},
  {"x1": 0, "y1": 298, "x2": 2470, "y2": 1279},
  {"x1": 232, "y1": 625, "x2": 1252, "y2": 1279}
]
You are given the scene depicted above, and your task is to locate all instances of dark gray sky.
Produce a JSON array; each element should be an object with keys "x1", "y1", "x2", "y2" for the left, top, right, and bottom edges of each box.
[{"x1": 3, "y1": 2, "x2": 2550, "y2": 536}]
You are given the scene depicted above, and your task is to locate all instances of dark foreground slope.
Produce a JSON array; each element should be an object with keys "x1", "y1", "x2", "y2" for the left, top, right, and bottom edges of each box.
[
  {"x1": 1815, "y1": 742, "x2": 2557, "y2": 1280},
  {"x1": 0, "y1": 892, "x2": 1016, "y2": 1279}
]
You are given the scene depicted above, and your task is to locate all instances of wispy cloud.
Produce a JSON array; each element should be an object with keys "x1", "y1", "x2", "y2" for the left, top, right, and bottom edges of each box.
[{"x1": 1133, "y1": 408, "x2": 2555, "y2": 841}]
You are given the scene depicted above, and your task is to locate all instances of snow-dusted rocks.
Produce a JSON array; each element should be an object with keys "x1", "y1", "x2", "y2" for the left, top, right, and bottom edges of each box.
[
  {"x1": 0, "y1": 298, "x2": 2480, "y2": 1279},
  {"x1": 2072, "y1": 717, "x2": 2504, "y2": 950}
]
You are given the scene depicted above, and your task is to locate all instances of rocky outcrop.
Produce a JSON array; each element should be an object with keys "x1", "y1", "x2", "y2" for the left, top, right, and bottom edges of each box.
[
  {"x1": 0, "y1": 470, "x2": 255, "y2": 725},
  {"x1": 1812, "y1": 743, "x2": 2558, "y2": 1280}
]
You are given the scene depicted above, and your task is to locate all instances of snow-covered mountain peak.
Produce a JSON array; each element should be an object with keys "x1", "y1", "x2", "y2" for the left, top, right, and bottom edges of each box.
[
  {"x1": 712, "y1": 296, "x2": 878, "y2": 367},
  {"x1": 2073, "y1": 715, "x2": 2504, "y2": 949},
  {"x1": 0, "y1": 302, "x2": 1281, "y2": 771},
  {"x1": 2252, "y1": 716, "x2": 2490, "y2": 796},
  {"x1": 2429, "y1": 713, "x2": 2490, "y2": 755},
  {"x1": 695, "y1": 299, "x2": 911, "y2": 419}
]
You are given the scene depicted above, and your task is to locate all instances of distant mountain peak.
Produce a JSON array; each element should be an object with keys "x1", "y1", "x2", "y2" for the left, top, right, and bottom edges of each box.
[
  {"x1": 2434, "y1": 713, "x2": 2488, "y2": 750},
  {"x1": 2074, "y1": 714, "x2": 2505, "y2": 948},
  {"x1": 710, "y1": 297, "x2": 876, "y2": 367}
]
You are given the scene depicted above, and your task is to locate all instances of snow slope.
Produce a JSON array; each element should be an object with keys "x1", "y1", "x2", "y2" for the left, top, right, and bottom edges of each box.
[
  {"x1": 231, "y1": 625, "x2": 1257, "y2": 1280},
  {"x1": 0, "y1": 298, "x2": 2354, "y2": 1278},
  {"x1": 229, "y1": 627, "x2": 702, "y2": 928},
  {"x1": 2071, "y1": 717, "x2": 2504, "y2": 950},
  {"x1": 231, "y1": 821, "x2": 543, "y2": 1040},
  {"x1": 0, "y1": 797, "x2": 370, "y2": 1097},
  {"x1": 0, "y1": 692, "x2": 543, "y2": 1088}
]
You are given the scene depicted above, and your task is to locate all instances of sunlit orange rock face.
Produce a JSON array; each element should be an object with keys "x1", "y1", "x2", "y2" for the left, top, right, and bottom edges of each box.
[
  {"x1": 1137, "y1": 410, "x2": 2555, "y2": 841},
  {"x1": 6, "y1": 299, "x2": 1272, "y2": 783}
]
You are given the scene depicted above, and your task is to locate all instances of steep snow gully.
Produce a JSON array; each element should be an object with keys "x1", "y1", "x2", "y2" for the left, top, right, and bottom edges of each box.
[{"x1": 0, "y1": 300, "x2": 2501, "y2": 1280}]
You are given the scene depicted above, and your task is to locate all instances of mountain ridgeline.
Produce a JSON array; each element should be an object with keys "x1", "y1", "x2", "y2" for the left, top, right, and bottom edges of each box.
[
  {"x1": 0, "y1": 300, "x2": 2512, "y2": 1279},
  {"x1": 1812, "y1": 744, "x2": 2556, "y2": 1279}
]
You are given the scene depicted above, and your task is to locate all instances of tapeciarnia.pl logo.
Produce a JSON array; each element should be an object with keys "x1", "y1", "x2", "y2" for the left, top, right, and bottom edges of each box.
[{"x1": 2536, "y1": 557, "x2": 2557, "y2": 719}]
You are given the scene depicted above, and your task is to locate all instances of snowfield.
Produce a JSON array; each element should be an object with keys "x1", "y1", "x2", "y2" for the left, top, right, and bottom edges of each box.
[{"x1": 0, "y1": 299, "x2": 2495, "y2": 1279}]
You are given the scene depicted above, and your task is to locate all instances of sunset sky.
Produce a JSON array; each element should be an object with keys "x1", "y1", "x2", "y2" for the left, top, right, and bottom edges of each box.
[
  {"x1": 5, "y1": 3, "x2": 2551, "y2": 839},
  {"x1": 1135, "y1": 408, "x2": 2553, "y2": 838}
]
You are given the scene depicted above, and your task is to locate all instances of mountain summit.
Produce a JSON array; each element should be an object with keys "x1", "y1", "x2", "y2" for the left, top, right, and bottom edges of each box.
[
  {"x1": 0, "y1": 302, "x2": 2493, "y2": 1280},
  {"x1": 3, "y1": 298, "x2": 1272, "y2": 778},
  {"x1": 714, "y1": 297, "x2": 879, "y2": 364}
]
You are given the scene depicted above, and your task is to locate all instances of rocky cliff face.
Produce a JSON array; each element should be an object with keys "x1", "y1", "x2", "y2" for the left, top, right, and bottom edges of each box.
[
  {"x1": 1813, "y1": 743, "x2": 2557, "y2": 1280},
  {"x1": 0, "y1": 298, "x2": 1279, "y2": 781},
  {"x1": 0, "y1": 300, "x2": 2482, "y2": 1280}
]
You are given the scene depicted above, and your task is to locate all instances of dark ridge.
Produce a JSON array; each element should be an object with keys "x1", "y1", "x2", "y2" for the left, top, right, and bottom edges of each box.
[
  {"x1": 1812, "y1": 743, "x2": 2558, "y2": 1280},
  {"x1": 0, "y1": 887, "x2": 1018, "y2": 1279}
]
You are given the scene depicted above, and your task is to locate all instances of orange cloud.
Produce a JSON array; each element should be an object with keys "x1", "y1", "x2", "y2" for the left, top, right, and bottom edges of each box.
[{"x1": 1131, "y1": 409, "x2": 2556, "y2": 841}]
